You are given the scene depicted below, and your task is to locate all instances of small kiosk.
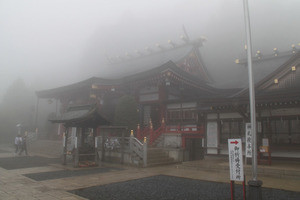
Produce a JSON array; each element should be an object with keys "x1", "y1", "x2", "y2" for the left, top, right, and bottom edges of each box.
[
  {"x1": 258, "y1": 138, "x2": 272, "y2": 165},
  {"x1": 50, "y1": 104, "x2": 110, "y2": 167}
]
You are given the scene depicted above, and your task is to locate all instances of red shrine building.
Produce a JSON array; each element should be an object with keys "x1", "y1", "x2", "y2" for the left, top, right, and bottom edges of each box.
[{"x1": 36, "y1": 38, "x2": 300, "y2": 162}]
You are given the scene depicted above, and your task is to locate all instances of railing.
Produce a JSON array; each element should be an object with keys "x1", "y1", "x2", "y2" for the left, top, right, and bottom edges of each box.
[
  {"x1": 27, "y1": 131, "x2": 38, "y2": 144},
  {"x1": 131, "y1": 137, "x2": 144, "y2": 158},
  {"x1": 149, "y1": 126, "x2": 165, "y2": 146},
  {"x1": 130, "y1": 135, "x2": 147, "y2": 167},
  {"x1": 165, "y1": 125, "x2": 204, "y2": 134},
  {"x1": 137, "y1": 126, "x2": 150, "y2": 141},
  {"x1": 137, "y1": 124, "x2": 205, "y2": 147}
]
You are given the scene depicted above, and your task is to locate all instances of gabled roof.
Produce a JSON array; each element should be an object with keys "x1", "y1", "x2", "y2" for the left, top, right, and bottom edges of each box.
[
  {"x1": 36, "y1": 60, "x2": 215, "y2": 99},
  {"x1": 232, "y1": 50, "x2": 299, "y2": 98},
  {"x1": 121, "y1": 60, "x2": 219, "y2": 96},
  {"x1": 107, "y1": 39, "x2": 212, "y2": 83},
  {"x1": 36, "y1": 77, "x2": 120, "y2": 99},
  {"x1": 49, "y1": 104, "x2": 110, "y2": 127},
  {"x1": 255, "y1": 51, "x2": 300, "y2": 91}
]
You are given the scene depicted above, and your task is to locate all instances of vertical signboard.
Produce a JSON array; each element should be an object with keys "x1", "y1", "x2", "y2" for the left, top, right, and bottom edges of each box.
[
  {"x1": 206, "y1": 122, "x2": 218, "y2": 148},
  {"x1": 228, "y1": 139, "x2": 244, "y2": 181},
  {"x1": 245, "y1": 123, "x2": 252, "y2": 158},
  {"x1": 71, "y1": 127, "x2": 77, "y2": 148}
]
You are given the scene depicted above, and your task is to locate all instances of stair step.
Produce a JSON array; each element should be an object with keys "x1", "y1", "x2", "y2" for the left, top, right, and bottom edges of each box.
[{"x1": 147, "y1": 161, "x2": 179, "y2": 167}]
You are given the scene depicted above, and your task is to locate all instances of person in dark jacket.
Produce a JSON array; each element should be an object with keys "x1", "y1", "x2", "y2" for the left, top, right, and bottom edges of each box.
[{"x1": 19, "y1": 132, "x2": 28, "y2": 156}]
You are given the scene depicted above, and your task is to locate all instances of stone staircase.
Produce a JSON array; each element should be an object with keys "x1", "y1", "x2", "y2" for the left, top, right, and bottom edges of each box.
[
  {"x1": 147, "y1": 148, "x2": 177, "y2": 167},
  {"x1": 150, "y1": 135, "x2": 164, "y2": 147}
]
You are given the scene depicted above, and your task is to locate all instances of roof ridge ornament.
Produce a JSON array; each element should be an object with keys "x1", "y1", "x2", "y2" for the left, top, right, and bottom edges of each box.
[
  {"x1": 107, "y1": 36, "x2": 206, "y2": 64},
  {"x1": 235, "y1": 44, "x2": 299, "y2": 65}
]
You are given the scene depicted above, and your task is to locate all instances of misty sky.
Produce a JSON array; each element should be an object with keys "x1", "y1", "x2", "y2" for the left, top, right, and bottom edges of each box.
[{"x1": 1, "y1": 0, "x2": 299, "y2": 100}]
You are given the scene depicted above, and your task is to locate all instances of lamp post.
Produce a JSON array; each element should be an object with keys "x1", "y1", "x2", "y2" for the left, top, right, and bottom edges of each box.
[{"x1": 242, "y1": 0, "x2": 263, "y2": 199}]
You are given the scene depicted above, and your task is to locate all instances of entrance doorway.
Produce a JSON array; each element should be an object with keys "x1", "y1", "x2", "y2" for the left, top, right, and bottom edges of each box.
[{"x1": 185, "y1": 138, "x2": 204, "y2": 160}]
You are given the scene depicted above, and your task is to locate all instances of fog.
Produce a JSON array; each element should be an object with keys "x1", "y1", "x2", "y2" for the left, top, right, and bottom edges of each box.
[{"x1": 1, "y1": 0, "x2": 300, "y2": 97}]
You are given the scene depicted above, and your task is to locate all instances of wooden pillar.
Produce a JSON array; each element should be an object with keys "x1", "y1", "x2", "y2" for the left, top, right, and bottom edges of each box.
[
  {"x1": 288, "y1": 119, "x2": 292, "y2": 144},
  {"x1": 158, "y1": 84, "x2": 167, "y2": 124},
  {"x1": 62, "y1": 127, "x2": 68, "y2": 165},
  {"x1": 74, "y1": 127, "x2": 79, "y2": 167},
  {"x1": 101, "y1": 130, "x2": 106, "y2": 162},
  {"x1": 217, "y1": 113, "x2": 221, "y2": 154},
  {"x1": 121, "y1": 130, "x2": 125, "y2": 164},
  {"x1": 93, "y1": 127, "x2": 98, "y2": 165}
]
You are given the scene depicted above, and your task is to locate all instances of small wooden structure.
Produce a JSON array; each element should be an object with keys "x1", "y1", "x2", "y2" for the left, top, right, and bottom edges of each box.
[
  {"x1": 97, "y1": 126, "x2": 128, "y2": 164},
  {"x1": 50, "y1": 104, "x2": 110, "y2": 167}
]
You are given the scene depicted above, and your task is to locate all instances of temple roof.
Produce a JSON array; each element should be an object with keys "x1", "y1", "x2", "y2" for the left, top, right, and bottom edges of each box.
[
  {"x1": 36, "y1": 60, "x2": 219, "y2": 99},
  {"x1": 232, "y1": 50, "x2": 300, "y2": 97},
  {"x1": 49, "y1": 104, "x2": 110, "y2": 127},
  {"x1": 107, "y1": 38, "x2": 212, "y2": 83},
  {"x1": 36, "y1": 77, "x2": 120, "y2": 99}
]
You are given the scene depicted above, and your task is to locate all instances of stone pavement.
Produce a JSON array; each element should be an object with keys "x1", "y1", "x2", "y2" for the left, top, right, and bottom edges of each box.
[{"x1": 0, "y1": 142, "x2": 300, "y2": 199}]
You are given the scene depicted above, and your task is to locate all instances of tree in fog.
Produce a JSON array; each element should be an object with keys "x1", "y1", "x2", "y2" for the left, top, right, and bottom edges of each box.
[
  {"x1": 0, "y1": 78, "x2": 35, "y2": 143},
  {"x1": 114, "y1": 95, "x2": 138, "y2": 133}
]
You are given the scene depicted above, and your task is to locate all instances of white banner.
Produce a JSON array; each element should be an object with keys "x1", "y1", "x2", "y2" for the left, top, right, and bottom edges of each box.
[
  {"x1": 63, "y1": 135, "x2": 66, "y2": 147},
  {"x1": 75, "y1": 137, "x2": 78, "y2": 149},
  {"x1": 206, "y1": 122, "x2": 218, "y2": 148},
  {"x1": 95, "y1": 137, "x2": 98, "y2": 148},
  {"x1": 228, "y1": 139, "x2": 244, "y2": 181},
  {"x1": 245, "y1": 123, "x2": 252, "y2": 158}
]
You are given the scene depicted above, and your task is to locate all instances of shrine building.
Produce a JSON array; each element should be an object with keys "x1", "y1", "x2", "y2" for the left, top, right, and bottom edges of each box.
[{"x1": 36, "y1": 38, "x2": 300, "y2": 162}]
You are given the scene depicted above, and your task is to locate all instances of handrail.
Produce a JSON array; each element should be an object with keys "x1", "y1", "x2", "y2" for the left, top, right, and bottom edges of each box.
[
  {"x1": 149, "y1": 126, "x2": 164, "y2": 145},
  {"x1": 165, "y1": 125, "x2": 204, "y2": 134},
  {"x1": 131, "y1": 136, "x2": 144, "y2": 158},
  {"x1": 137, "y1": 126, "x2": 150, "y2": 141},
  {"x1": 133, "y1": 137, "x2": 143, "y2": 146}
]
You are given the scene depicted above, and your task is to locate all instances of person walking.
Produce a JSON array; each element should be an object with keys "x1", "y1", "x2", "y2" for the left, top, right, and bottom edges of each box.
[
  {"x1": 14, "y1": 134, "x2": 22, "y2": 154},
  {"x1": 19, "y1": 132, "x2": 28, "y2": 156}
]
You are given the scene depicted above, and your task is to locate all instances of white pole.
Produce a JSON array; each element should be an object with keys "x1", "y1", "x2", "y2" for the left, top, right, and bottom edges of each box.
[{"x1": 243, "y1": 0, "x2": 257, "y2": 181}]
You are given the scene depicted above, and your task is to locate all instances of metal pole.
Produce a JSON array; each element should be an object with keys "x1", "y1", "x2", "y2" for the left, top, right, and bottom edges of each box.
[
  {"x1": 243, "y1": 0, "x2": 257, "y2": 181},
  {"x1": 243, "y1": 1, "x2": 263, "y2": 199}
]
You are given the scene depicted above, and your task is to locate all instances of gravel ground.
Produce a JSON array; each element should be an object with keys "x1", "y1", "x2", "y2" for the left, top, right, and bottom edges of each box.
[
  {"x1": 24, "y1": 167, "x2": 123, "y2": 181},
  {"x1": 70, "y1": 175, "x2": 300, "y2": 200},
  {"x1": 0, "y1": 156, "x2": 60, "y2": 170}
]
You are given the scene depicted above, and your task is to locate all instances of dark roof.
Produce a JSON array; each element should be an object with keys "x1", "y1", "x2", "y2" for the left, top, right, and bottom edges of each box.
[
  {"x1": 36, "y1": 77, "x2": 120, "y2": 99},
  {"x1": 108, "y1": 42, "x2": 195, "y2": 77},
  {"x1": 49, "y1": 104, "x2": 110, "y2": 127},
  {"x1": 231, "y1": 51, "x2": 299, "y2": 97},
  {"x1": 123, "y1": 60, "x2": 202, "y2": 84},
  {"x1": 36, "y1": 60, "x2": 215, "y2": 99}
]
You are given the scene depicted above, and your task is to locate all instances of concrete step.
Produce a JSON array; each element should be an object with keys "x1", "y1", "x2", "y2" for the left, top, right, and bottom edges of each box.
[
  {"x1": 147, "y1": 161, "x2": 179, "y2": 167},
  {"x1": 148, "y1": 157, "x2": 174, "y2": 163},
  {"x1": 145, "y1": 148, "x2": 176, "y2": 167}
]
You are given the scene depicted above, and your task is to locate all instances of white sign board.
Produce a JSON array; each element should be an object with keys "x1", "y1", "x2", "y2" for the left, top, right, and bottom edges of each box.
[
  {"x1": 245, "y1": 123, "x2": 252, "y2": 158},
  {"x1": 228, "y1": 139, "x2": 244, "y2": 181},
  {"x1": 95, "y1": 136, "x2": 98, "y2": 148},
  {"x1": 262, "y1": 138, "x2": 269, "y2": 146},
  {"x1": 206, "y1": 122, "x2": 218, "y2": 148}
]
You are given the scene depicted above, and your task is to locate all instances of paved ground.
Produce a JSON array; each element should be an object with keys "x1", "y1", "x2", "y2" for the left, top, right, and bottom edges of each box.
[
  {"x1": 70, "y1": 175, "x2": 300, "y2": 200},
  {"x1": 0, "y1": 141, "x2": 300, "y2": 200}
]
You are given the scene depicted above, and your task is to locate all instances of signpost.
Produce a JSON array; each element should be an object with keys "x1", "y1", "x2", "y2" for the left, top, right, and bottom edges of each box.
[
  {"x1": 245, "y1": 123, "x2": 252, "y2": 165},
  {"x1": 228, "y1": 139, "x2": 245, "y2": 200},
  {"x1": 228, "y1": 139, "x2": 244, "y2": 181}
]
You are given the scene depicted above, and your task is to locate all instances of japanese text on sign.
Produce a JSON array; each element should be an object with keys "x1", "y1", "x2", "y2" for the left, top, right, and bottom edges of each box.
[
  {"x1": 228, "y1": 139, "x2": 244, "y2": 181},
  {"x1": 245, "y1": 123, "x2": 252, "y2": 158}
]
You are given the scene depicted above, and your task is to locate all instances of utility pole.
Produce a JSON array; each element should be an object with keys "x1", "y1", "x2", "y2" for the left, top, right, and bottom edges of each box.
[{"x1": 242, "y1": 0, "x2": 263, "y2": 199}]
